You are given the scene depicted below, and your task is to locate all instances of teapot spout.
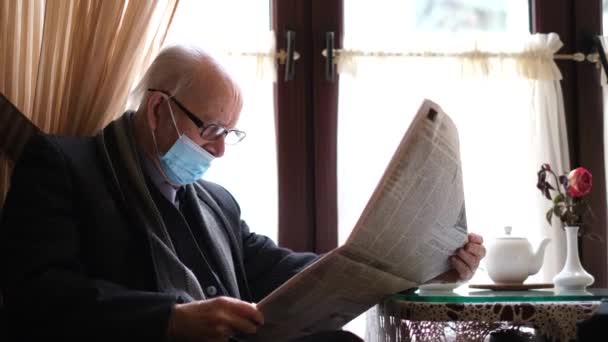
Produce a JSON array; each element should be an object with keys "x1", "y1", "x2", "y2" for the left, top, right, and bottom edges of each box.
[{"x1": 528, "y1": 238, "x2": 551, "y2": 276}]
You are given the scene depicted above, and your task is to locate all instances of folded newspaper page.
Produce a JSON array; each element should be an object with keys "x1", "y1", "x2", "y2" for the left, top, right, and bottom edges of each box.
[{"x1": 248, "y1": 99, "x2": 468, "y2": 341}]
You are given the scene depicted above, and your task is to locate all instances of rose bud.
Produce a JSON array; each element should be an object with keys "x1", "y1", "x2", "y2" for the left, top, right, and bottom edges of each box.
[{"x1": 568, "y1": 167, "x2": 592, "y2": 197}]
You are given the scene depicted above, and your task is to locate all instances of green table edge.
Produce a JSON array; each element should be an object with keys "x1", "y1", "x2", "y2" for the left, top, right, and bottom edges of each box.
[{"x1": 390, "y1": 288, "x2": 608, "y2": 303}]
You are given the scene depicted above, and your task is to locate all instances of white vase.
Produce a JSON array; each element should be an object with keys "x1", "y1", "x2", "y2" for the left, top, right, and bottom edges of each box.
[{"x1": 553, "y1": 226, "x2": 594, "y2": 293}]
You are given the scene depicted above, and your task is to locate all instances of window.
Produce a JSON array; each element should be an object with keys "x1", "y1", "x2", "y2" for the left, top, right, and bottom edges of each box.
[
  {"x1": 339, "y1": 0, "x2": 530, "y2": 244},
  {"x1": 140, "y1": 1, "x2": 606, "y2": 339},
  {"x1": 339, "y1": 2, "x2": 532, "y2": 336},
  {"x1": 162, "y1": 0, "x2": 277, "y2": 240}
]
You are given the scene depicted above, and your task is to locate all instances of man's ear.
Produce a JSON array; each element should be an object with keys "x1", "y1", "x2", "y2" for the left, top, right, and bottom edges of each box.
[{"x1": 145, "y1": 92, "x2": 165, "y2": 131}]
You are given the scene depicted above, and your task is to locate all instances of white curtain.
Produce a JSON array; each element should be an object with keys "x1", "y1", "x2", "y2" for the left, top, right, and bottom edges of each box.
[
  {"x1": 337, "y1": 33, "x2": 571, "y2": 340},
  {"x1": 338, "y1": 33, "x2": 569, "y2": 282}
]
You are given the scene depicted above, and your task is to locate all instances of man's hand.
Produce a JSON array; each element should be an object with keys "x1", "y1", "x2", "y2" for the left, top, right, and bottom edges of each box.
[
  {"x1": 168, "y1": 296, "x2": 264, "y2": 342},
  {"x1": 429, "y1": 232, "x2": 486, "y2": 283}
]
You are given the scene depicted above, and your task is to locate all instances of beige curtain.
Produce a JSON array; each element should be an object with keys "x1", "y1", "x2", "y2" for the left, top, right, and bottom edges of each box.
[{"x1": 0, "y1": 0, "x2": 179, "y2": 205}]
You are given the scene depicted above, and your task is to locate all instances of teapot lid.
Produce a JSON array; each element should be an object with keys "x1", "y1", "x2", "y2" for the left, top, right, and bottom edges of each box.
[{"x1": 497, "y1": 226, "x2": 526, "y2": 240}]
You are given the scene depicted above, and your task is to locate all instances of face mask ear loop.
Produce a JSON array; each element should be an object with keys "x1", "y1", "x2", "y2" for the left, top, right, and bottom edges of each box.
[
  {"x1": 162, "y1": 94, "x2": 182, "y2": 137},
  {"x1": 150, "y1": 127, "x2": 162, "y2": 156},
  {"x1": 149, "y1": 99, "x2": 179, "y2": 185},
  {"x1": 150, "y1": 125, "x2": 180, "y2": 187}
]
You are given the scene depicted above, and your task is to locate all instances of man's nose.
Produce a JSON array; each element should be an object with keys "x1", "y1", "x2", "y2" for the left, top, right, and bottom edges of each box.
[{"x1": 203, "y1": 138, "x2": 225, "y2": 158}]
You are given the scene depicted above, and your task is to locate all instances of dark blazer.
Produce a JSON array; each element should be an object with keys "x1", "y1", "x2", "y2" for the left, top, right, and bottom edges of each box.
[{"x1": 0, "y1": 133, "x2": 317, "y2": 341}]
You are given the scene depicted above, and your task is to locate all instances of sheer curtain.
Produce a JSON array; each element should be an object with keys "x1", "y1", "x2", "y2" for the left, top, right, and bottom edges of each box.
[
  {"x1": 0, "y1": 0, "x2": 43, "y2": 206},
  {"x1": 155, "y1": 0, "x2": 278, "y2": 240},
  {"x1": 0, "y1": 0, "x2": 178, "y2": 204},
  {"x1": 338, "y1": 33, "x2": 571, "y2": 339},
  {"x1": 338, "y1": 33, "x2": 569, "y2": 283}
]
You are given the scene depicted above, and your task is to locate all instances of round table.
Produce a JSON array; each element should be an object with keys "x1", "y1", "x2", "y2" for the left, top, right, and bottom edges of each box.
[{"x1": 366, "y1": 287, "x2": 608, "y2": 342}]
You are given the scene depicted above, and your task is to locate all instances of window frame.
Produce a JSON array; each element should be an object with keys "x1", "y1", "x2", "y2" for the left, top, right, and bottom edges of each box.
[
  {"x1": 531, "y1": 0, "x2": 607, "y2": 287},
  {"x1": 272, "y1": 1, "x2": 608, "y2": 288}
]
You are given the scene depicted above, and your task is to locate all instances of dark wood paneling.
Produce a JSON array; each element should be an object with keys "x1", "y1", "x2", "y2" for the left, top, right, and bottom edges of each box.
[
  {"x1": 272, "y1": 0, "x2": 343, "y2": 253},
  {"x1": 532, "y1": 0, "x2": 607, "y2": 286},
  {"x1": 310, "y1": 0, "x2": 342, "y2": 253},
  {"x1": 531, "y1": 0, "x2": 576, "y2": 159},
  {"x1": 272, "y1": 0, "x2": 316, "y2": 252},
  {"x1": 574, "y1": 0, "x2": 607, "y2": 288}
]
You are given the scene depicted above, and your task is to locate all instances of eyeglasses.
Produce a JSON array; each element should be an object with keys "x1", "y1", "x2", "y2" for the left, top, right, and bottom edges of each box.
[{"x1": 148, "y1": 88, "x2": 246, "y2": 145}]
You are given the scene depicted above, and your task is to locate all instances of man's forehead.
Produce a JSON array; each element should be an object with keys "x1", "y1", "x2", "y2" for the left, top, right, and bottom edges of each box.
[
  {"x1": 174, "y1": 63, "x2": 242, "y2": 126},
  {"x1": 182, "y1": 95, "x2": 240, "y2": 127}
]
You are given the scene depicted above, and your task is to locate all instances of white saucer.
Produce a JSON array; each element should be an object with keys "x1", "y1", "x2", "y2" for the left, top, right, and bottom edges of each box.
[{"x1": 418, "y1": 282, "x2": 464, "y2": 293}]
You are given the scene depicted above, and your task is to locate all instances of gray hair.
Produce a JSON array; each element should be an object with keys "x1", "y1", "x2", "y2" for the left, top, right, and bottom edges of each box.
[{"x1": 127, "y1": 45, "x2": 220, "y2": 110}]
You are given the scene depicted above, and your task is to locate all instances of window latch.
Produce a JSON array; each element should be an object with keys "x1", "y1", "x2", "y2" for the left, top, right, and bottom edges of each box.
[
  {"x1": 277, "y1": 30, "x2": 298, "y2": 82},
  {"x1": 324, "y1": 31, "x2": 336, "y2": 82}
]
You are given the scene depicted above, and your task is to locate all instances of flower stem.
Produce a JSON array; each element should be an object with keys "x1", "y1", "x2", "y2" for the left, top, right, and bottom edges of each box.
[{"x1": 549, "y1": 169, "x2": 564, "y2": 197}]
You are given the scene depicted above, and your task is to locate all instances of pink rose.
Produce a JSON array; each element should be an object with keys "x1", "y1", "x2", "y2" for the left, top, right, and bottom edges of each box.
[{"x1": 568, "y1": 167, "x2": 592, "y2": 197}]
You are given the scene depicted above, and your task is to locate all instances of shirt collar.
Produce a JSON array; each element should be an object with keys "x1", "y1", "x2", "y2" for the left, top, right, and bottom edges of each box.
[{"x1": 137, "y1": 147, "x2": 180, "y2": 206}]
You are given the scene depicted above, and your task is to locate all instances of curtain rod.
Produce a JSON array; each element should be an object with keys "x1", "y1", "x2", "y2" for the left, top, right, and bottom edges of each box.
[
  {"x1": 228, "y1": 50, "x2": 599, "y2": 64},
  {"x1": 321, "y1": 49, "x2": 599, "y2": 63},
  {"x1": 227, "y1": 50, "x2": 300, "y2": 65},
  {"x1": 555, "y1": 52, "x2": 599, "y2": 62}
]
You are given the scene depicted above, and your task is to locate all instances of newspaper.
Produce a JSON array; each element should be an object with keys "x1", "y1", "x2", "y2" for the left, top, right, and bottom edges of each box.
[
  {"x1": 0, "y1": 92, "x2": 465, "y2": 341},
  {"x1": 248, "y1": 99, "x2": 468, "y2": 341}
]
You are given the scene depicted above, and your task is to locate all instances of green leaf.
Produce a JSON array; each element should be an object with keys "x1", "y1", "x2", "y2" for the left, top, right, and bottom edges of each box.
[
  {"x1": 553, "y1": 193, "x2": 565, "y2": 205},
  {"x1": 546, "y1": 208, "x2": 553, "y2": 225},
  {"x1": 554, "y1": 204, "x2": 565, "y2": 216}
]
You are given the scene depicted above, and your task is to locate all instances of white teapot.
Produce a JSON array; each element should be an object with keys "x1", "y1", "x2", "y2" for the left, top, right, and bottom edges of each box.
[{"x1": 486, "y1": 226, "x2": 551, "y2": 284}]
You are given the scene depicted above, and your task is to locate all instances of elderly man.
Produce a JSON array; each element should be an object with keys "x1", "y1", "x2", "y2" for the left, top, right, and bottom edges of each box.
[{"x1": 0, "y1": 46, "x2": 485, "y2": 341}]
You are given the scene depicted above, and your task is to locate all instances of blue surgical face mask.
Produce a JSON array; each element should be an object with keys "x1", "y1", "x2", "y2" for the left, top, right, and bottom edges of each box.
[{"x1": 153, "y1": 97, "x2": 215, "y2": 185}]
